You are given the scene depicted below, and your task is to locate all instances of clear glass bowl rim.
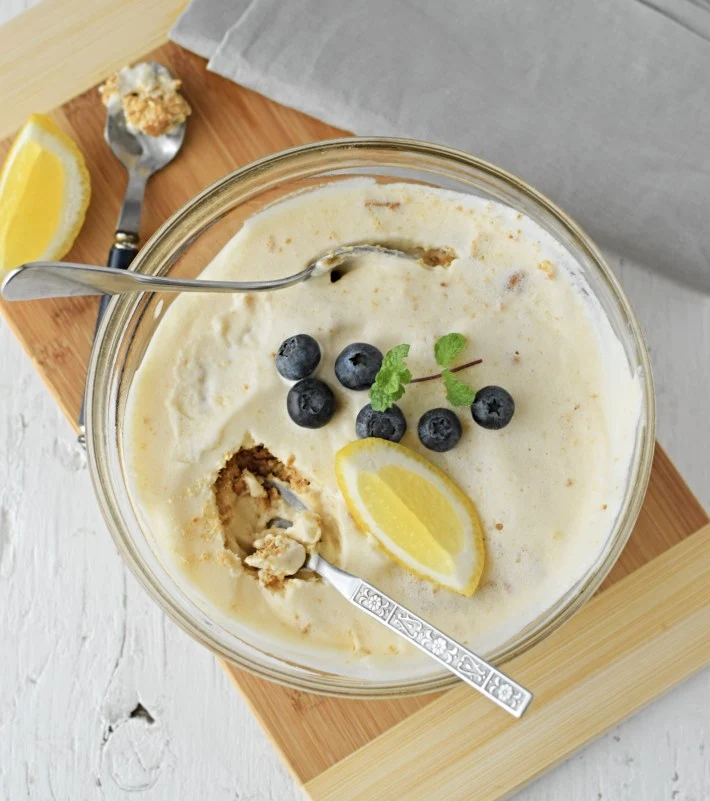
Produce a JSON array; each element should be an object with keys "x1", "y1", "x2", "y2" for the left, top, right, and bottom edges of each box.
[{"x1": 86, "y1": 136, "x2": 655, "y2": 698}]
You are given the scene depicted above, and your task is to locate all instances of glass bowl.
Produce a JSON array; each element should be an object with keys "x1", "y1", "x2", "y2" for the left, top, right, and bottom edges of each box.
[{"x1": 86, "y1": 137, "x2": 655, "y2": 698}]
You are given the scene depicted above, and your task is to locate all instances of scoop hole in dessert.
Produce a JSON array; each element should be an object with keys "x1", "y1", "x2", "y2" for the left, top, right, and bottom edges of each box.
[
  {"x1": 213, "y1": 444, "x2": 324, "y2": 589},
  {"x1": 215, "y1": 446, "x2": 306, "y2": 551}
]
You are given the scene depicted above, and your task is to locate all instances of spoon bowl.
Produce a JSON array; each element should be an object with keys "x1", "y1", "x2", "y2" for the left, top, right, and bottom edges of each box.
[
  {"x1": 105, "y1": 62, "x2": 187, "y2": 237},
  {"x1": 105, "y1": 62, "x2": 186, "y2": 174}
]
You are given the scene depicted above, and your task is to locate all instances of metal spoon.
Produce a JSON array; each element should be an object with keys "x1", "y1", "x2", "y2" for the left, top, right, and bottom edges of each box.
[
  {"x1": 261, "y1": 480, "x2": 533, "y2": 718},
  {"x1": 1, "y1": 245, "x2": 415, "y2": 300},
  {"x1": 306, "y1": 552, "x2": 532, "y2": 717},
  {"x1": 103, "y1": 62, "x2": 187, "y2": 260},
  {"x1": 77, "y1": 61, "x2": 187, "y2": 444}
]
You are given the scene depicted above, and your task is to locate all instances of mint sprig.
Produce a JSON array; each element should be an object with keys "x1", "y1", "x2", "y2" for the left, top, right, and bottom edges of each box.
[
  {"x1": 435, "y1": 334, "x2": 477, "y2": 406},
  {"x1": 369, "y1": 344, "x2": 411, "y2": 412},
  {"x1": 368, "y1": 335, "x2": 481, "y2": 411}
]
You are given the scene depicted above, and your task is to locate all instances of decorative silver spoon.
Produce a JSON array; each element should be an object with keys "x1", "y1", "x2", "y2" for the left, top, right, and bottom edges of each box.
[
  {"x1": 262, "y1": 480, "x2": 533, "y2": 718},
  {"x1": 306, "y1": 552, "x2": 533, "y2": 717}
]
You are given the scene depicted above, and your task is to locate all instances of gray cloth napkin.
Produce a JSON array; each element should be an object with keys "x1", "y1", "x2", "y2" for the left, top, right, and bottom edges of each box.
[{"x1": 172, "y1": 0, "x2": 710, "y2": 291}]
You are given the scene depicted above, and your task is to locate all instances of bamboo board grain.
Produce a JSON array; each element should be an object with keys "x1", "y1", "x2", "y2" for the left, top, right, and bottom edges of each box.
[
  {"x1": 0, "y1": 15, "x2": 708, "y2": 801},
  {"x1": 304, "y1": 524, "x2": 710, "y2": 801},
  {"x1": 223, "y1": 445, "x2": 709, "y2": 788},
  {"x1": 0, "y1": 0, "x2": 187, "y2": 139}
]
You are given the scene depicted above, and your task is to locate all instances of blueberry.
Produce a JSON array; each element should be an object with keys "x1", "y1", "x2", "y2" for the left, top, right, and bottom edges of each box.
[
  {"x1": 355, "y1": 404, "x2": 407, "y2": 442},
  {"x1": 471, "y1": 386, "x2": 515, "y2": 430},
  {"x1": 276, "y1": 334, "x2": 321, "y2": 380},
  {"x1": 418, "y1": 408, "x2": 462, "y2": 452},
  {"x1": 287, "y1": 378, "x2": 335, "y2": 428},
  {"x1": 335, "y1": 342, "x2": 383, "y2": 390}
]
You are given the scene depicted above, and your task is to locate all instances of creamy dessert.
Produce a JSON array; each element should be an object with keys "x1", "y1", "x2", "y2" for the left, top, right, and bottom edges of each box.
[
  {"x1": 100, "y1": 63, "x2": 191, "y2": 137},
  {"x1": 126, "y1": 179, "x2": 641, "y2": 679}
]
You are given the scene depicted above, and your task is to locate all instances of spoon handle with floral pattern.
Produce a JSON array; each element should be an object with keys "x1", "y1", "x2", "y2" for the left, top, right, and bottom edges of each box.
[{"x1": 306, "y1": 553, "x2": 533, "y2": 718}]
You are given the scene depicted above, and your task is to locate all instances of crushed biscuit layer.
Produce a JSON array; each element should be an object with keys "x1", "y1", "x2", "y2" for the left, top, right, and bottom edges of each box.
[{"x1": 213, "y1": 445, "x2": 320, "y2": 588}]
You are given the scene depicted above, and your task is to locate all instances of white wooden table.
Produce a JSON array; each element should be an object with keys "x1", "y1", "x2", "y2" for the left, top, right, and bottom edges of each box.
[{"x1": 1, "y1": 2, "x2": 708, "y2": 798}]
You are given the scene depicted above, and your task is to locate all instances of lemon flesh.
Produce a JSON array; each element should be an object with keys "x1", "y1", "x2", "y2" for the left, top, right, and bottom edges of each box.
[
  {"x1": 0, "y1": 114, "x2": 90, "y2": 273},
  {"x1": 336, "y1": 439, "x2": 485, "y2": 596}
]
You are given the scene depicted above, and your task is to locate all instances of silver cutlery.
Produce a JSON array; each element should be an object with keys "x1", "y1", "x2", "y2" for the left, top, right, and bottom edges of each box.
[
  {"x1": 306, "y1": 552, "x2": 533, "y2": 717},
  {"x1": 1, "y1": 245, "x2": 415, "y2": 300},
  {"x1": 76, "y1": 61, "x2": 187, "y2": 446},
  {"x1": 264, "y1": 479, "x2": 532, "y2": 718}
]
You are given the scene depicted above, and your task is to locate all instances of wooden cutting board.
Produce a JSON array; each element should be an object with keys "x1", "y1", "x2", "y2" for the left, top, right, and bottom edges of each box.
[{"x1": 1, "y1": 11, "x2": 708, "y2": 800}]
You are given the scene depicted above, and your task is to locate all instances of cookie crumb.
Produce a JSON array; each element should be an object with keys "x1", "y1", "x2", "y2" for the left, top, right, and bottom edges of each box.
[
  {"x1": 538, "y1": 260, "x2": 555, "y2": 279},
  {"x1": 470, "y1": 233, "x2": 486, "y2": 258},
  {"x1": 412, "y1": 246, "x2": 457, "y2": 267},
  {"x1": 506, "y1": 271, "x2": 526, "y2": 292},
  {"x1": 364, "y1": 200, "x2": 401, "y2": 210}
]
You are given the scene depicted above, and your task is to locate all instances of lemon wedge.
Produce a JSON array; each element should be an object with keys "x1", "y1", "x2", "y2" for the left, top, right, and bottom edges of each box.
[
  {"x1": 335, "y1": 438, "x2": 485, "y2": 596},
  {"x1": 0, "y1": 114, "x2": 90, "y2": 273}
]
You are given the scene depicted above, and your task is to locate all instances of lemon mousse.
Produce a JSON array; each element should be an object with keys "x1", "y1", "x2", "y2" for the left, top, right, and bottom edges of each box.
[{"x1": 125, "y1": 178, "x2": 641, "y2": 679}]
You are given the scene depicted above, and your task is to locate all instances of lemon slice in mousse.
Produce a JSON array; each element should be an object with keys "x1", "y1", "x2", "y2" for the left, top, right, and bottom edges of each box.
[
  {"x1": 0, "y1": 114, "x2": 90, "y2": 273},
  {"x1": 335, "y1": 438, "x2": 485, "y2": 596}
]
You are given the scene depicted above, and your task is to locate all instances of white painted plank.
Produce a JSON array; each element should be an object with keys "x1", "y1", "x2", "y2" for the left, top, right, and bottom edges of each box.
[{"x1": 0, "y1": 322, "x2": 304, "y2": 800}]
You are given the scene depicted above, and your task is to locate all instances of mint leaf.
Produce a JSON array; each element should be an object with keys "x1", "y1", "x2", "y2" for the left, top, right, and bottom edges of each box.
[
  {"x1": 382, "y1": 343, "x2": 411, "y2": 376},
  {"x1": 434, "y1": 333, "x2": 467, "y2": 369},
  {"x1": 370, "y1": 381, "x2": 407, "y2": 411},
  {"x1": 369, "y1": 385, "x2": 392, "y2": 412},
  {"x1": 442, "y1": 369, "x2": 476, "y2": 407},
  {"x1": 369, "y1": 344, "x2": 411, "y2": 411}
]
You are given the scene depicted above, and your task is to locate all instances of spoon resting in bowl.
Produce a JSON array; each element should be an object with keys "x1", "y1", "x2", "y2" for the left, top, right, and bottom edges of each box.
[
  {"x1": 305, "y1": 550, "x2": 533, "y2": 717},
  {"x1": 258, "y1": 480, "x2": 533, "y2": 718},
  {"x1": 0, "y1": 245, "x2": 415, "y2": 301}
]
